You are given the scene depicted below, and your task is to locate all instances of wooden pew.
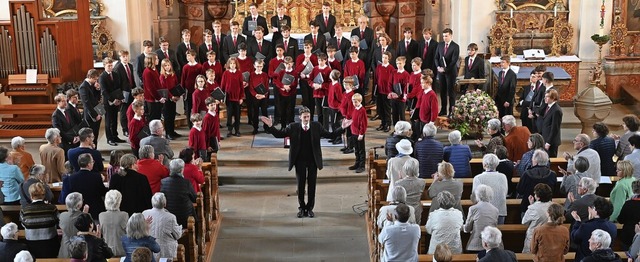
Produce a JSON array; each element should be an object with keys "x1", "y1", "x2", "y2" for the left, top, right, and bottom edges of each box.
[
  {"x1": 178, "y1": 216, "x2": 198, "y2": 262},
  {"x1": 2, "y1": 204, "x2": 67, "y2": 225},
  {"x1": 417, "y1": 252, "x2": 627, "y2": 262}
]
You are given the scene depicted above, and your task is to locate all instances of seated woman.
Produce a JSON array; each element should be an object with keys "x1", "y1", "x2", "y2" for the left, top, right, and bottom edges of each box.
[
  {"x1": 475, "y1": 118, "x2": 504, "y2": 155},
  {"x1": 610, "y1": 160, "x2": 636, "y2": 222},
  {"x1": 443, "y1": 130, "x2": 472, "y2": 178},
  {"x1": 178, "y1": 148, "x2": 205, "y2": 193},
  {"x1": 425, "y1": 191, "x2": 464, "y2": 254},
  {"x1": 395, "y1": 158, "x2": 426, "y2": 224},
  {"x1": 384, "y1": 121, "x2": 413, "y2": 160},
  {"x1": 428, "y1": 162, "x2": 462, "y2": 213},
  {"x1": 160, "y1": 159, "x2": 197, "y2": 228},
  {"x1": 59, "y1": 192, "x2": 86, "y2": 258},
  {"x1": 19, "y1": 164, "x2": 53, "y2": 207},
  {"x1": 20, "y1": 182, "x2": 59, "y2": 258},
  {"x1": 581, "y1": 229, "x2": 622, "y2": 262},
  {"x1": 109, "y1": 154, "x2": 153, "y2": 216},
  {"x1": 472, "y1": 154, "x2": 508, "y2": 224},
  {"x1": 122, "y1": 213, "x2": 161, "y2": 262},
  {"x1": 619, "y1": 180, "x2": 640, "y2": 249},
  {"x1": 385, "y1": 139, "x2": 415, "y2": 202},
  {"x1": 377, "y1": 186, "x2": 416, "y2": 229},
  {"x1": 522, "y1": 183, "x2": 553, "y2": 253},
  {"x1": 463, "y1": 184, "x2": 498, "y2": 252},
  {"x1": 74, "y1": 213, "x2": 114, "y2": 261},
  {"x1": 0, "y1": 222, "x2": 28, "y2": 260},
  {"x1": 142, "y1": 193, "x2": 183, "y2": 261},
  {"x1": 99, "y1": 190, "x2": 129, "y2": 257},
  {"x1": 571, "y1": 197, "x2": 618, "y2": 262},
  {"x1": 517, "y1": 149, "x2": 556, "y2": 216},
  {"x1": 531, "y1": 203, "x2": 569, "y2": 261}
]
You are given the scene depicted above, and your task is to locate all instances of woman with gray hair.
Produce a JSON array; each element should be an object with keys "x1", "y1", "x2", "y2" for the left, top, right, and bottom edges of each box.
[
  {"x1": 109, "y1": 154, "x2": 153, "y2": 215},
  {"x1": 474, "y1": 118, "x2": 505, "y2": 155},
  {"x1": 444, "y1": 130, "x2": 472, "y2": 178},
  {"x1": 142, "y1": 192, "x2": 183, "y2": 260},
  {"x1": 384, "y1": 121, "x2": 413, "y2": 160},
  {"x1": 39, "y1": 127, "x2": 66, "y2": 183},
  {"x1": 560, "y1": 156, "x2": 589, "y2": 210},
  {"x1": 472, "y1": 154, "x2": 508, "y2": 224},
  {"x1": 19, "y1": 164, "x2": 53, "y2": 206},
  {"x1": 582, "y1": 229, "x2": 621, "y2": 261},
  {"x1": 515, "y1": 133, "x2": 545, "y2": 176},
  {"x1": 160, "y1": 159, "x2": 197, "y2": 228},
  {"x1": 425, "y1": 191, "x2": 464, "y2": 254},
  {"x1": 428, "y1": 162, "x2": 463, "y2": 213},
  {"x1": 377, "y1": 186, "x2": 416, "y2": 228},
  {"x1": 10, "y1": 136, "x2": 34, "y2": 179},
  {"x1": 517, "y1": 149, "x2": 556, "y2": 215},
  {"x1": 58, "y1": 192, "x2": 88, "y2": 258},
  {"x1": 0, "y1": 222, "x2": 28, "y2": 259},
  {"x1": 385, "y1": 139, "x2": 415, "y2": 201},
  {"x1": 395, "y1": 158, "x2": 426, "y2": 224},
  {"x1": 478, "y1": 226, "x2": 517, "y2": 261},
  {"x1": 414, "y1": 123, "x2": 443, "y2": 178},
  {"x1": 99, "y1": 190, "x2": 129, "y2": 257},
  {"x1": 464, "y1": 184, "x2": 499, "y2": 252},
  {"x1": 122, "y1": 213, "x2": 161, "y2": 262},
  {"x1": 522, "y1": 183, "x2": 553, "y2": 253}
]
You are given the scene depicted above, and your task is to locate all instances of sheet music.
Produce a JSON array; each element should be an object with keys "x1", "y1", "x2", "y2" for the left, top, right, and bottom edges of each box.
[{"x1": 26, "y1": 69, "x2": 37, "y2": 84}]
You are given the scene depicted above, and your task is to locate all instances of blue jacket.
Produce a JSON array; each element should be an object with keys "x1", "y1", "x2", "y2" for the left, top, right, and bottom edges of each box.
[
  {"x1": 590, "y1": 136, "x2": 617, "y2": 177},
  {"x1": 415, "y1": 137, "x2": 443, "y2": 178},
  {"x1": 122, "y1": 236, "x2": 161, "y2": 262},
  {"x1": 571, "y1": 218, "x2": 617, "y2": 262},
  {"x1": 443, "y1": 144, "x2": 472, "y2": 178}
]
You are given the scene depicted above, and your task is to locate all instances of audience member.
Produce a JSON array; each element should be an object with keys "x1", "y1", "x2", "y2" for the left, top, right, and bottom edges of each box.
[
  {"x1": 106, "y1": 150, "x2": 124, "y2": 183},
  {"x1": 99, "y1": 190, "x2": 129, "y2": 257},
  {"x1": 378, "y1": 203, "x2": 420, "y2": 262},
  {"x1": 478, "y1": 226, "x2": 517, "y2": 261},
  {"x1": 140, "y1": 120, "x2": 174, "y2": 167},
  {"x1": 561, "y1": 156, "x2": 589, "y2": 209},
  {"x1": 178, "y1": 148, "x2": 205, "y2": 193},
  {"x1": 13, "y1": 250, "x2": 33, "y2": 262},
  {"x1": 384, "y1": 121, "x2": 413, "y2": 160},
  {"x1": 394, "y1": 158, "x2": 426, "y2": 225},
  {"x1": 19, "y1": 164, "x2": 53, "y2": 207},
  {"x1": 377, "y1": 186, "x2": 416, "y2": 228},
  {"x1": 59, "y1": 192, "x2": 86, "y2": 258},
  {"x1": 428, "y1": 162, "x2": 463, "y2": 213},
  {"x1": 143, "y1": 193, "x2": 184, "y2": 261},
  {"x1": 610, "y1": 160, "x2": 636, "y2": 222},
  {"x1": 464, "y1": 184, "x2": 498, "y2": 252},
  {"x1": 619, "y1": 180, "x2": 640, "y2": 247},
  {"x1": 582, "y1": 229, "x2": 622, "y2": 262},
  {"x1": 109, "y1": 154, "x2": 153, "y2": 215},
  {"x1": 614, "y1": 115, "x2": 640, "y2": 160},
  {"x1": 565, "y1": 177, "x2": 599, "y2": 223},
  {"x1": 66, "y1": 153, "x2": 108, "y2": 219},
  {"x1": 502, "y1": 115, "x2": 531, "y2": 162},
  {"x1": 475, "y1": 118, "x2": 504, "y2": 155},
  {"x1": 495, "y1": 145, "x2": 516, "y2": 197},
  {"x1": 540, "y1": 89, "x2": 563, "y2": 157},
  {"x1": 0, "y1": 146, "x2": 24, "y2": 205},
  {"x1": 517, "y1": 149, "x2": 556, "y2": 214},
  {"x1": 74, "y1": 213, "x2": 114, "y2": 262},
  {"x1": 565, "y1": 133, "x2": 602, "y2": 182},
  {"x1": 571, "y1": 197, "x2": 618, "y2": 261},
  {"x1": 433, "y1": 243, "x2": 453, "y2": 262},
  {"x1": 425, "y1": 191, "x2": 464, "y2": 254},
  {"x1": 385, "y1": 139, "x2": 415, "y2": 201},
  {"x1": 39, "y1": 128, "x2": 66, "y2": 183},
  {"x1": 515, "y1": 133, "x2": 545, "y2": 176},
  {"x1": 160, "y1": 159, "x2": 197, "y2": 228},
  {"x1": 443, "y1": 130, "x2": 472, "y2": 178},
  {"x1": 67, "y1": 128, "x2": 105, "y2": 173},
  {"x1": 131, "y1": 247, "x2": 153, "y2": 262},
  {"x1": 522, "y1": 183, "x2": 553, "y2": 253},
  {"x1": 136, "y1": 145, "x2": 170, "y2": 194},
  {"x1": 531, "y1": 203, "x2": 569, "y2": 261},
  {"x1": 591, "y1": 122, "x2": 617, "y2": 178},
  {"x1": 122, "y1": 213, "x2": 161, "y2": 262},
  {"x1": 10, "y1": 136, "x2": 34, "y2": 179},
  {"x1": 415, "y1": 123, "x2": 443, "y2": 178},
  {"x1": 68, "y1": 237, "x2": 88, "y2": 262},
  {"x1": 0, "y1": 223, "x2": 28, "y2": 260},
  {"x1": 21, "y1": 182, "x2": 59, "y2": 258},
  {"x1": 472, "y1": 154, "x2": 508, "y2": 224},
  {"x1": 625, "y1": 134, "x2": 640, "y2": 179}
]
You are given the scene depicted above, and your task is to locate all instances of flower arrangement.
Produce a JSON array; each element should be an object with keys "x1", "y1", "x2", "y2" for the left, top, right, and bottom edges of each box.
[{"x1": 449, "y1": 89, "x2": 499, "y2": 137}]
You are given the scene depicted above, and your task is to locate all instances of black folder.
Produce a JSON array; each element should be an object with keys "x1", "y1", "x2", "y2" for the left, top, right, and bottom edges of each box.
[
  {"x1": 136, "y1": 126, "x2": 151, "y2": 141},
  {"x1": 255, "y1": 83, "x2": 267, "y2": 95},
  {"x1": 210, "y1": 88, "x2": 226, "y2": 101},
  {"x1": 170, "y1": 84, "x2": 186, "y2": 97}
]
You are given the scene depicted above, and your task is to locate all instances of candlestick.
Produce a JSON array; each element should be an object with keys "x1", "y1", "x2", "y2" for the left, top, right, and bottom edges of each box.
[
  {"x1": 554, "y1": 6, "x2": 557, "y2": 17},
  {"x1": 599, "y1": 27, "x2": 605, "y2": 36},
  {"x1": 510, "y1": 8, "x2": 513, "y2": 18}
]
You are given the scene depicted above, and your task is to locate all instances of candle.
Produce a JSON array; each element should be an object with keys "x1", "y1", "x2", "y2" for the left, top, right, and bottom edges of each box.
[
  {"x1": 510, "y1": 8, "x2": 513, "y2": 18},
  {"x1": 554, "y1": 6, "x2": 557, "y2": 17},
  {"x1": 599, "y1": 27, "x2": 605, "y2": 36}
]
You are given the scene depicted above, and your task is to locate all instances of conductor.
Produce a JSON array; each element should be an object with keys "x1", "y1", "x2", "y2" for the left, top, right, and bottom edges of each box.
[{"x1": 261, "y1": 107, "x2": 348, "y2": 218}]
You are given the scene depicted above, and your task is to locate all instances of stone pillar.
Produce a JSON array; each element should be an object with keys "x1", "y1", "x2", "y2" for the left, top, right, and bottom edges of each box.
[
  {"x1": 375, "y1": 0, "x2": 397, "y2": 39},
  {"x1": 395, "y1": 0, "x2": 417, "y2": 43}
]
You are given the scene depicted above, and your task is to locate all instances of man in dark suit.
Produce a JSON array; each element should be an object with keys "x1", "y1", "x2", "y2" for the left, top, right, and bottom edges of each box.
[
  {"x1": 156, "y1": 37, "x2": 180, "y2": 76},
  {"x1": 78, "y1": 69, "x2": 103, "y2": 147},
  {"x1": 477, "y1": 227, "x2": 517, "y2": 262},
  {"x1": 314, "y1": 2, "x2": 336, "y2": 38},
  {"x1": 462, "y1": 43, "x2": 485, "y2": 92},
  {"x1": 114, "y1": 50, "x2": 137, "y2": 137},
  {"x1": 135, "y1": 40, "x2": 154, "y2": 86},
  {"x1": 396, "y1": 28, "x2": 418, "y2": 72},
  {"x1": 495, "y1": 55, "x2": 516, "y2": 118},
  {"x1": 176, "y1": 29, "x2": 197, "y2": 67},
  {"x1": 261, "y1": 107, "x2": 345, "y2": 218},
  {"x1": 222, "y1": 21, "x2": 246, "y2": 64},
  {"x1": 418, "y1": 28, "x2": 438, "y2": 73},
  {"x1": 434, "y1": 28, "x2": 460, "y2": 116},
  {"x1": 246, "y1": 26, "x2": 273, "y2": 72},
  {"x1": 65, "y1": 89, "x2": 84, "y2": 153},
  {"x1": 533, "y1": 71, "x2": 555, "y2": 132},
  {"x1": 198, "y1": 29, "x2": 218, "y2": 64},
  {"x1": 52, "y1": 93, "x2": 78, "y2": 157},
  {"x1": 212, "y1": 20, "x2": 226, "y2": 65},
  {"x1": 564, "y1": 176, "x2": 598, "y2": 223},
  {"x1": 275, "y1": 25, "x2": 299, "y2": 60},
  {"x1": 518, "y1": 71, "x2": 538, "y2": 132},
  {"x1": 66, "y1": 153, "x2": 108, "y2": 219},
  {"x1": 242, "y1": 3, "x2": 268, "y2": 40},
  {"x1": 304, "y1": 20, "x2": 326, "y2": 54},
  {"x1": 269, "y1": 4, "x2": 291, "y2": 52},
  {"x1": 98, "y1": 58, "x2": 125, "y2": 146},
  {"x1": 370, "y1": 33, "x2": 395, "y2": 68},
  {"x1": 541, "y1": 89, "x2": 562, "y2": 157},
  {"x1": 328, "y1": 24, "x2": 350, "y2": 61}
]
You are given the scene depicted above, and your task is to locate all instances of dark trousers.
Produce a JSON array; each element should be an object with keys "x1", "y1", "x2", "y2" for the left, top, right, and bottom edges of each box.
[
  {"x1": 146, "y1": 101, "x2": 163, "y2": 121},
  {"x1": 226, "y1": 100, "x2": 241, "y2": 133},
  {"x1": 325, "y1": 108, "x2": 342, "y2": 131},
  {"x1": 185, "y1": 91, "x2": 194, "y2": 128},
  {"x1": 163, "y1": 100, "x2": 177, "y2": 135},
  {"x1": 88, "y1": 118, "x2": 101, "y2": 147},
  {"x1": 496, "y1": 100, "x2": 513, "y2": 118},
  {"x1": 300, "y1": 81, "x2": 315, "y2": 117},
  {"x1": 314, "y1": 97, "x2": 324, "y2": 125},
  {"x1": 120, "y1": 100, "x2": 130, "y2": 133},
  {"x1": 390, "y1": 99, "x2": 406, "y2": 125},
  {"x1": 345, "y1": 128, "x2": 354, "y2": 149},
  {"x1": 294, "y1": 160, "x2": 317, "y2": 211},
  {"x1": 27, "y1": 238, "x2": 59, "y2": 258},
  {"x1": 547, "y1": 144, "x2": 558, "y2": 158},
  {"x1": 278, "y1": 95, "x2": 296, "y2": 128},
  {"x1": 252, "y1": 97, "x2": 269, "y2": 131},
  {"x1": 273, "y1": 85, "x2": 281, "y2": 123},
  {"x1": 104, "y1": 103, "x2": 120, "y2": 140},
  {"x1": 245, "y1": 89, "x2": 255, "y2": 124},
  {"x1": 438, "y1": 72, "x2": 456, "y2": 114},
  {"x1": 376, "y1": 94, "x2": 391, "y2": 127},
  {"x1": 353, "y1": 135, "x2": 366, "y2": 168}
]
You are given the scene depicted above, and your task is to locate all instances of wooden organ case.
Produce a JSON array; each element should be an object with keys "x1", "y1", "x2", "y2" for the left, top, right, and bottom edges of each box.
[{"x1": 0, "y1": 0, "x2": 93, "y2": 138}]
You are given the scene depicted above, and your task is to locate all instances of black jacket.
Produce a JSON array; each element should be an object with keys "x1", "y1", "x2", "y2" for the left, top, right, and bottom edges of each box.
[
  {"x1": 246, "y1": 38, "x2": 273, "y2": 71},
  {"x1": 78, "y1": 234, "x2": 114, "y2": 262},
  {"x1": 434, "y1": 41, "x2": 460, "y2": 76},
  {"x1": 269, "y1": 121, "x2": 342, "y2": 171},
  {"x1": 155, "y1": 48, "x2": 180, "y2": 74},
  {"x1": 275, "y1": 37, "x2": 300, "y2": 64},
  {"x1": 517, "y1": 165, "x2": 556, "y2": 212},
  {"x1": 109, "y1": 169, "x2": 153, "y2": 216},
  {"x1": 478, "y1": 248, "x2": 517, "y2": 262},
  {"x1": 0, "y1": 239, "x2": 28, "y2": 261},
  {"x1": 99, "y1": 71, "x2": 123, "y2": 105},
  {"x1": 384, "y1": 134, "x2": 413, "y2": 161},
  {"x1": 161, "y1": 174, "x2": 196, "y2": 228},
  {"x1": 396, "y1": 39, "x2": 418, "y2": 72},
  {"x1": 221, "y1": 34, "x2": 246, "y2": 63},
  {"x1": 581, "y1": 248, "x2": 622, "y2": 262},
  {"x1": 328, "y1": 36, "x2": 350, "y2": 61},
  {"x1": 314, "y1": 14, "x2": 336, "y2": 38},
  {"x1": 304, "y1": 33, "x2": 327, "y2": 54},
  {"x1": 463, "y1": 55, "x2": 485, "y2": 79},
  {"x1": 198, "y1": 42, "x2": 219, "y2": 64},
  {"x1": 113, "y1": 62, "x2": 137, "y2": 103},
  {"x1": 242, "y1": 15, "x2": 269, "y2": 39},
  {"x1": 541, "y1": 103, "x2": 563, "y2": 147},
  {"x1": 176, "y1": 42, "x2": 197, "y2": 67},
  {"x1": 78, "y1": 80, "x2": 101, "y2": 123},
  {"x1": 418, "y1": 38, "x2": 438, "y2": 72},
  {"x1": 67, "y1": 169, "x2": 108, "y2": 219}
]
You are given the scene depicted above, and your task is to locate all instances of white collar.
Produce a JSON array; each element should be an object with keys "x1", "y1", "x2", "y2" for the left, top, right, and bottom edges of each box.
[
  {"x1": 381, "y1": 63, "x2": 389, "y2": 67},
  {"x1": 345, "y1": 89, "x2": 353, "y2": 94},
  {"x1": 208, "y1": 110, "x2": 216, "y2": 116},
  {"x1": 255, "y1": 71, "x2": 262, "y2": 75},
  {"x1": 188, "y1": 61, "x2": 198, "y2": 66},
  {"x1": 207, "y1": 80, "x2": 214, "y2": 84},
  {"x1": 276, "y1": 56, "x2": 284, "y2": 60},
  {"x1": 423, "y1": 88, "x2": 432, "y2": 94},
  {"x1": 229, "y1": 69, "x2": 237, "y2": 73},
  {"x1": 548, "y1": 102, "x2": 556, "y2": 108},
  {"x1": 355, "y1": 104, "x2": 363, "y2": 110},
  {"x1": 546, "y1": 85, "x2": 554, "y2": 90},
  {"x1": 208, "y1": 61, "x2": 216, "y2": 66},
  {"x1": 134, "y1": 115, "x2": 142, "y2": 120},
  {"x1": 58, "y1": 107, "x2": 66, "y2": 112},
  {"x1": 397, "y1": 69, "x2": 405, "y2": 73},
  {"x1": 413, "y1": 71, "x2": 421, "y2": 75},
  {"x1": 193, "y1": 126, "x2": 202, "y2": 131},
  {"x1": 285, "y1": 68, "x2": 293, "y2": 72},
  {"x1": 318, "y1": 64, "x2": 327, "y2": 69}
]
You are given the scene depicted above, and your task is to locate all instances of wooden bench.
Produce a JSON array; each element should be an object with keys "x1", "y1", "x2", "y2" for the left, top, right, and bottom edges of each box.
[
  {"x1": 2, "y1": 204, "x2": 67, "y2": 226},
  {"x1": 417, "y1": 252, "x2": 627, "y2": 262}
]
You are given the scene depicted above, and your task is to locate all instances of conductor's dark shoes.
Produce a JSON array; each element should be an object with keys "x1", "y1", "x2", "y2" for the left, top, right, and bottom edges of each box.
[
  {"x1": 297, "y1": 209, "x2": 304, "y2": 218},
  {"x1": 348, "y1": 165, "x2": 358, "y2": 170},
  {"x1": 226, "y1": 132, "x2": 233, "y2": 138},
  {"x1": 307, "y1": 210, "x2": 315, "y2": 218},
  {"x1": 114, "y1": 137, "x2": 126, "y2": 143},
  {"x1": 343, "y1": 148, "x2": 354, "y2": 154},
  {"x1": 107, "y1": 141, "x2": 118, "y2": 146},
  {"x1": 356, "y1": 167, "x2": 365, "y2": 173}
]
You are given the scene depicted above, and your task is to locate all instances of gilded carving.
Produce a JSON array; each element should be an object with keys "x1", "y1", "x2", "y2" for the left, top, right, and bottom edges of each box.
[
  {"x1": 609, "y1": 10, "x2": 629, "y2": 56},
  {"x1": 400, "y1": 4, "x2": 413, "y2": 15},
  {"x1": 188, "y1": 6, "x2": 204, "y2": 18}
]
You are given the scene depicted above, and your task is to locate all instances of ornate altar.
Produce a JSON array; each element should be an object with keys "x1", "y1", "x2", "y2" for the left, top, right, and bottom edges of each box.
[
  {"x1": 231, "y1": 0, "x2": 364, "y2": 34},
  {"x1": 488, "y1": 0, "x2": 574, "y2": 57},
  {"x1": 604, "y1": 1, "x2": 640, "y2": 103}
]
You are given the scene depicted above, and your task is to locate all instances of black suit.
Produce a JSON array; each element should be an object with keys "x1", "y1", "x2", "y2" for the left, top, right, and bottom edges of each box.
[
  {"x1": 135, "y1": 53, "x2": 147, "y2": 86},
  {"x1": 304, "y1": 33, "x2": 327, "y2": 54},
  {"x1": 78, "y1": 80, "x2": 102, "y2": 147},
  {"x1": 221, "y1": 34, "x2": 246, "y2": 64},
  {"x1": 114, "y1": 61, "x2": 136, "y2": 134},
  {"x1": 0, "y1": 239, "x2": 28, "y2": 261},
  {"x1": 99, "y1": 71, "x2": 123, "y2": 141},
  {"x1": 534, "y1": 86, "x2": 555, "y2": 133},
  {"x1": 269, "y1": 121, "x2": 342, "y2": 212},
  {"x1": 351, "y1": 27, "x2": 374, "y2": 94},
  {"x1": 350, "y1": 27, "x2": 374, "y2": 54},
  {"x1": 541, "y1": 102, "x2": 562, "y2": 157},
  {"x1": 66, "y1": 169, "x2": 108, "y2": 219},
  {"x1": 462, "y1": 55, "x2": 485, "y2": 92},
  {"x1": 518, "y1": 83, "x2": 536, "y2": 132},
  {"x1": 247, "y1": 38, "x2": 273, "y2": 72},
  {"x1": 314, "y1": 14, "x2": 336, "y2": 38},
  {"x1": 242, "y1": 15, "x2": 269, "y2": 40},
  {"x1": 155, "y1": 48, "x2": 180, "y2": 76},
  {"x1": 52, "y1": 108, "x2": 77, "y2": 157},
  {"x1": 276, "y1": 37, "x2": 299, "y2": 60},
  {"x1": 434, "y1": 40, "x2": 460, "y2": 115},
  {"x1": 198, "y1": 42, "x2": 218, "y2": 64},
  {"x1": 418, "y1": 38, "x2": 438, "y2": 72},
  {"x1": 495, "y1": 68, "x2": 516, "y2": 117},
  {"x1": 328, "y1": 36, "x2": 350, "y2": 61},
  {"x1": 270, "y1": 15, "x2": 291, "y2": 49},
  {"x1": 478, "y1": 248, "x2": 517, "y2": 262},
  {"x1": 396, "y1": 39, "x2": 418, "y2": 72},
  {"x1": 212, "y1": 33, "x2": 226, "y2": 64},
  {"x1": 370, "y1": 46, "x2": 396, "y2": 68},
  {"x1": 176, "y1": 42, "x2": 197, "y2": 68}
]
